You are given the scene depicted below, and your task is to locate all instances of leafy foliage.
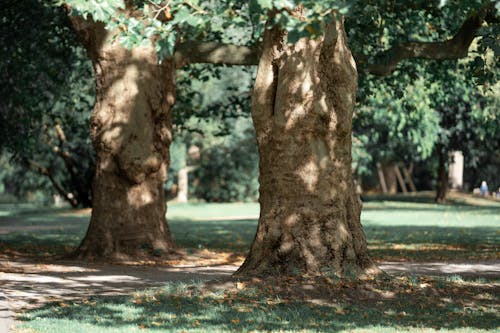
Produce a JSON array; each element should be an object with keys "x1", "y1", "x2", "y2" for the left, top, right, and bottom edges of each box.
[
  {"x1": 0, "y1": 0, "x2": 77, "y2": 151},
  {"x1": 355, "y1": 69, "x2": 440, "y2": 163},
  {"x1": 193, "y1": 117, "x2": 259, "y2": 202},
  {"x1": 0, "y1": 0, "x2": 95, "y2": 207}
]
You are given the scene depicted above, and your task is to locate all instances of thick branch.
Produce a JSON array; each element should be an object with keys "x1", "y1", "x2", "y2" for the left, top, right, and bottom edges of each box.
[
  {"x1": 24, "y1": 159, "x2": 79, "y2": 207},
  {"x1": 173, "y1": 5, "x2": 495, "y2": 76},
  {"x1": 361, "y1": 4, "x2": 494, "y2": 76},
  {"x1": 174, "y1": 41, "x2": 260, "y2": 68}
]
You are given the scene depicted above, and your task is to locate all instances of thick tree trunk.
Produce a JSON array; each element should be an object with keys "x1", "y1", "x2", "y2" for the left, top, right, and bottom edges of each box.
[
  {"x1": 236, "y1": 18, "x2": 377, "y2": 278},
  {"x1": 71, "y1": 19, "x2": 177, "y2": 260},
  {"x1": 435, "y1": 145, "x2": 448, "y2": 204}
]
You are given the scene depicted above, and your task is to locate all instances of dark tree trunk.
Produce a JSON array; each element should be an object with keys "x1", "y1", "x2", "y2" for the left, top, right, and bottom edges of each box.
[
  {"x1": 236, "y1": 17, "x2": 378, "y2": 278},
  {"x1": 70, "y1": 19, "x2": 177, "y2": 260},
  {"x1": 435, "y1": 144, "x2": 448, "y2": 204}
]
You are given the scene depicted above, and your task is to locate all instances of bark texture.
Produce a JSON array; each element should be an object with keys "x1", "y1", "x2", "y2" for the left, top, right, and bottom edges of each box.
[
  {"x1": 71, "y1": 18, "x2": 176, "y2": 260},
  {"x1": 236, "y1": 18, "x2": 377, "y2": 277}
]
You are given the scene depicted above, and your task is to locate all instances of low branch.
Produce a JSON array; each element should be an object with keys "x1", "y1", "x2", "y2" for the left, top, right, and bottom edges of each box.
[
  {"x1": 174, "y1": 41, "x2": 260, "y2": 67},
  {"x1": 174, "y1": 4, "x2": 495, "y2": 76},
  {"x1": 360, "y1": 4, "x2": 495, "y2": 76},
  {"x1": 24, "y1": 159, "x2": 79, "y2": 207}
]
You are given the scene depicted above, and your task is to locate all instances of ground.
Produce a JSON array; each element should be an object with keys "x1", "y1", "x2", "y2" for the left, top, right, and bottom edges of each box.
[{"x1": 0, "y1": 192, "x2": 499, "y2": 332}]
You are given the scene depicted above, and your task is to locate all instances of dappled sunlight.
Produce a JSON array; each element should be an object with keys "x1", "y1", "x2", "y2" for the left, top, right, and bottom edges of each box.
[
  {"x1": 0, "y1": 259, "x2": 235, "y2": 311},
  {"x1": 1, "y1": 200, "x2": 498, "y2": 331},
  {"x1": 126, "y1": 184, "x2": 155, "y2": 208},
  {"x1": 297, "y1": 160, "x2": 319, "y2": 193},
  {"x1": 15, "y1": 275, "x2": 500, "y2": 332},
  {"x1": 0, "y1": 199, "x2": 498, "y2": 262}
]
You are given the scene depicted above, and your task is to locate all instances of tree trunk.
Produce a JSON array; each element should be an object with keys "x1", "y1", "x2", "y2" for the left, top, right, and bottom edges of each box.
[
  {"x1": 236, "y1": 17, "x2": 378, "y2": 278},
  {"x1": 381, "y1": 162, "x2": 398, "y2": 194},
  {"x1": 177, "y1": 167, "x2": 189, "y2": 203},
  {"x1": 70, "y1": 19, "x2": 177, "y2": 260},
  {"x1": 435, "y1": 144, "x2": 448, "y2": 203}
]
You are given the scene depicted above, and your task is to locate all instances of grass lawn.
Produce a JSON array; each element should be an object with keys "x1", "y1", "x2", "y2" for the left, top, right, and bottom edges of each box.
[
  {"x1": 14, "y1": 275, "x2": 499, "y2": 333},
  {"x1": 0, "y1": 195, "x2": 498, "y2": 261},
  {"x1": 1, "y1": 195, "x2": 499, "y2": 332}
]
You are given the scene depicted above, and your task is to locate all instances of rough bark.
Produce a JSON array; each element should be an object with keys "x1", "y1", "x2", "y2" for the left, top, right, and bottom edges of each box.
[
  {"x1": 236, "y1": 17, "x2": 378, "y2": 278},
  {"x1": 71, "y1": 18, "x2": 177, "y2": 260}
]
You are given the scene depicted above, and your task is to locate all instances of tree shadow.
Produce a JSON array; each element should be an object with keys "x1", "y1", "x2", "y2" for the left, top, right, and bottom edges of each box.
[
  {"x1": 16, "y1": 276, "x2": 499, "y2": 332},
  {"x1": 1, "y1": 209, "x2": 498, "y2": 262}
]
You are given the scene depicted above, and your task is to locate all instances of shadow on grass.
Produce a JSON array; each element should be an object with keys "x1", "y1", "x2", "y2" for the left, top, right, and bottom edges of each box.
[
  {"x1": 17, "y1": 277, "x2": 499, "y2": 332},
  {"x1": 170, "y1": 219, "x2": 499, "y2": 261},
  {"x1": 362, "y1": 194, "x2": 500, "y2": 207},
  {"x1": 170, "y1": 219, "x2": 257, "y2": 253},
  {"x1": 1, "y1": 216, "x2": 498, "y2": 262},
  {"x1": 0, "y1": 213, "x2": 88, "y2": 256}
]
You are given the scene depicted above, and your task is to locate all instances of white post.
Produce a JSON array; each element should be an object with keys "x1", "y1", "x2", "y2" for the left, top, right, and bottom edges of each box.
[{"x1": 448, "y1": 151, "x2": 464, "y2": 190}]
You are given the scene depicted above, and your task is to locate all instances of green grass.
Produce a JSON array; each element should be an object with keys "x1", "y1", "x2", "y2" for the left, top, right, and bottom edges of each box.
[
  {"x1": 15, "y1": 276, "x2": 499, "y2": 333},
  {"x1": 3, "y1": 196, "x2": 500, "y2": 333},
  {"x1": 1, "y1": 198, "x2": 499, "y2": 261}
]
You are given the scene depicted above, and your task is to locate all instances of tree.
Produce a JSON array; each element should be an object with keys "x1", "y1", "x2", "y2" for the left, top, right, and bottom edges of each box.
[
  {"x1": 236, "y1": 0, "x2": 497, "y2": 277},
  {"x1": 67, "y1": 15, "x2": 178, "y2": 260},
  {"x1": 45, "y1": 0, "x2": 498, "y2": 267},
  {"x1": 64, "y1": 0, "x2": 260, "y2": 259},
  {"x1": 235, "y1": 17, "x2": 377, "y2": 276},
  {"x1": 354, "y1": 70, "x2": 440, "y2": 193},
  {"x1": 0, "y1": 0, "x2": 95, "y2": 207},
  {"x1": 429, "y1": 61, "x2": 499, "y2": 202}
]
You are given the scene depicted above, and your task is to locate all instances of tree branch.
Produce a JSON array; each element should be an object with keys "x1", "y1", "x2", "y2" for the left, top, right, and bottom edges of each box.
[
  {"x1": 23, "y1": 159, "x2": 79, "y2": 207},
  {"x1": 173, "y1": 4, "x2": 495, "y2": 76},
  {"x1": 174, "y1": 41, "x2": 260, "y2": 68},
  {"x1": 360, "y1": 4, "x2": 495, "y2": 76}
]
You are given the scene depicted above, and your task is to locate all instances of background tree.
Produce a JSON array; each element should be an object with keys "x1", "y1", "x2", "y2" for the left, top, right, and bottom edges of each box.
[
  {"x1": 354, "y1": 69, "x2": 440, "y2": 193},
  {"x1": 429, "y1": 60, "x2": 499, "y2": 202},
  {"x1": 0, "y1": 0, "x2": 95, "y2": 207},
  {"x1": 349, "y1": 0, "x2": 499, "y2": 197}
]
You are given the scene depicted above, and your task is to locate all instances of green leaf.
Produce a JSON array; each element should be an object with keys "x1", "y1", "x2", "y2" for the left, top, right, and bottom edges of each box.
[{"x1": 257, "y1": 0, "x2": 273, "y2": 9}]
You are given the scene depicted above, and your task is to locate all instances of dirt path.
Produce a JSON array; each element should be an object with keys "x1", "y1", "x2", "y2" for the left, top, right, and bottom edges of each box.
[{"x1": 0, "y1": 290, "x2": 13, "y2": 333}]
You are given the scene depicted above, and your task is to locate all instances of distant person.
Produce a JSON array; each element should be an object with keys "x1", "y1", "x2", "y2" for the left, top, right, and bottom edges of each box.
[{"x1": 479, "y1": 181, "x2": 489, "y2": 196}]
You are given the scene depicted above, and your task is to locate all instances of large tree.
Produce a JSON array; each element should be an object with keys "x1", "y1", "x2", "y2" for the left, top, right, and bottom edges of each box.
[
  {"x1": 235, "y1": 17, "x2": 377, "y2": 276},
  {"x1": 236, "y1": 0, "x2": 497, "y2": 277},
  {"x1": 53, "y1": 0, "x2": 498, "y2": 267},
  {"x1": 64, "y1": 0, "x2": 261, "y2": 259}
]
